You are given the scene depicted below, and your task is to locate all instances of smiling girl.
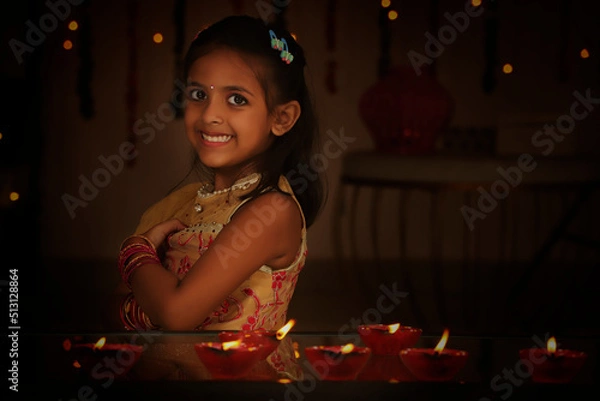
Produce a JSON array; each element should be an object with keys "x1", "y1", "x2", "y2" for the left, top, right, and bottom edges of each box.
[{"x1": 116, "y1": 15, "x2": 324, "y2": 379}]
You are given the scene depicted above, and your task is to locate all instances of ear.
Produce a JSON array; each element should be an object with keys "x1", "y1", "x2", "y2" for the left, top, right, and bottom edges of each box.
[{"x1": 271, "y1": 100, "x2": 301, "y2": 136}]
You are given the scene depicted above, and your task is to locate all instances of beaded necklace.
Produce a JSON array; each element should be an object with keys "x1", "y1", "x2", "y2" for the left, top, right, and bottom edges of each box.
[{"x1": 193, "y1": 173, "x2": 261, "y2": 213}]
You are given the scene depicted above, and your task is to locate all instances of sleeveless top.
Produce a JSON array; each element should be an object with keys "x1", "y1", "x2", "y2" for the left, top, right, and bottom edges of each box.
[{"x1": 121, "y1": 173, "x2": 306, "y2": 380}]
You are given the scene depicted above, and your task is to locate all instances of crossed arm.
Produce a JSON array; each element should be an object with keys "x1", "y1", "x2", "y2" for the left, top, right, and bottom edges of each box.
[{"x1": 122, "y1": 191, "x2": 302, "y2": 331}]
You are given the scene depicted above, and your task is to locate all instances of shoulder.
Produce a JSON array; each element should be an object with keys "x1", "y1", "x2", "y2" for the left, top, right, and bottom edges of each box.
[
  {"x1": 134, "y1": 183, "x2": 200, "y2": 234},
  {"x1": 226, "y1": 190, "x2": 302, "y2": 267},
  {"x1": 234, "y1": 190, "x2": 303, "y2": 233}
]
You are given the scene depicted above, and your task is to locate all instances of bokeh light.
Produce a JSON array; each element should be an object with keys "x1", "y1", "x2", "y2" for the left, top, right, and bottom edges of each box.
[{"x1": 580, "y1": 48, "x2": 590, "y2": 59}]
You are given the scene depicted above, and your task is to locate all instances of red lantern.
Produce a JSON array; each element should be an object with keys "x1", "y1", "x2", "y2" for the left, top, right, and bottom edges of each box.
[{"x1": 358, "y1": 65, "x2": 454, "y2": 155}]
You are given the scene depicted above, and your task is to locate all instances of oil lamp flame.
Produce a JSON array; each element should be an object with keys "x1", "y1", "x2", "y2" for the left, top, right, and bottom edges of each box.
[
  {"x1": 73, "y1": 360, "x2": 81, "y2": 368},
  {"x1": 276, "y1": 319, "x2": 296, "y2": 340},
  {"x1": 94, "y1": 337, "x2": 106, "y2": 350},
  {"x1": 547, "y1": 336, "x2": 557, "y2": 353},
  {"x1": 434, "y1": 329, "x2": 449, "y2": 353},
  {"x1": 341, "y1": 343, "x2": 355, "y2": 354},
  {"x1": 388, "y1": 323, "x2": 400, "y2": 334},
  {"x1": 222, "y1": 339, "x2": 242, "y2": 351}
]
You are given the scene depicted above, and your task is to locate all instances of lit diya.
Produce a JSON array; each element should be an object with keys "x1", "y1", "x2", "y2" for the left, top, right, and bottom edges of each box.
[
  {"x1": 66, "y1": 337, "x2": 144, "y2": 379},
  {"x1": 304, "y1": 343, "x2": 372, "y2": 381},
  {"x1": 358, "y1": 323, "x2": 422, "y2": 355},
  {"x1": 519, "y1": 336, "x2": 587, "y2": 383},
  {"x1": 400, "y1": 328, "x2": 468, "y2": 382},
  {"x1": 218, "y1": 319, "x2": 296, "y2": 360},
  {"x1": 194, "y1": 339, "x2": 265, "y2": 380}
]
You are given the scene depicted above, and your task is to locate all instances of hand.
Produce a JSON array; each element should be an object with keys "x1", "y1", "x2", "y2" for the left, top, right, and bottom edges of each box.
[{"x1": 141, "y1": 219, "x2": 188, "y2": 249}]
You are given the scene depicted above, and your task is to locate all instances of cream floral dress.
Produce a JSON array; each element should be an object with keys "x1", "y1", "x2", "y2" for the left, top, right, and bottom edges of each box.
[{"x1": 120, "y1": 174, "x2": 306, "y2": 380}]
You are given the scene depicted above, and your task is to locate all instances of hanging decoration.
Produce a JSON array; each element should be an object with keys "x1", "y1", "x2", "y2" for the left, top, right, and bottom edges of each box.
[
  {"x1": 557, "y1": 0, "x2": 571, "y2": 82},
  {"x1": 427, "y1": 0, "x2": 439, "y2": 78},
  {"x1": 359, "y1": 65, "x2": 454, "y2": 155},
  {"x1": 377, "y1": 1, "x2": 391, "y2": 79},
  {"x1": 359, "y1": 0, "x2": 455, "y2": 155},
  {"x1": 76, "y1": 2, "x2": 94, "y2": 119},
  {"x1": 325, "y1": 0, "x2": 337, "y2": 93},
  {"x1": 171, "y1": 0, "x2": 186, "y2": 119},
  {"x1": 482, "y1": 0, "x2": 498, "y2": 93},
  {"x1": 125, "y1": 0, "x2": 138, "y2": 167}
]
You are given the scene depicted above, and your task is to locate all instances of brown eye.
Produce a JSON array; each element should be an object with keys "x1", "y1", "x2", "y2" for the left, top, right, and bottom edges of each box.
[
  {"x1": 227, "y1": 94, "x2": 247, "y2": 105},
  {"x1": 188, "y1": 88, "x2": 206, "y2": 101}
]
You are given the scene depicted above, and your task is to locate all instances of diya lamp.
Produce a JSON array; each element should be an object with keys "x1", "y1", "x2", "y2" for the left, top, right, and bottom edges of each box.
[
  {"x1": 66, "y1": 337, "x2": 144, "y2": 379},
  {"x1": 358, "y1": 323, "x2": 422, "y2": 355},
  {"x1": 194, "y1": 339, "x2": 265, "y2": 380},
  {"x1": 400, "y1": 329, "x2": 468, "y2": 382},
  {"x1": 519, "y1": 336, "x2": 587, "y2": 383},
  {"x1": 304, "y1": 343, "x2": 372, "y2": 381},
  {"x1": 218, "y1": 319, "x2": 296, "y2": 360}
]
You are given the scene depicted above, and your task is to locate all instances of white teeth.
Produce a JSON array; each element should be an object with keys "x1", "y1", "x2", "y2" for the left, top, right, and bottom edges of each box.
[{"x1": 202, "y1": 133, "x2": 232, "y2": 143}]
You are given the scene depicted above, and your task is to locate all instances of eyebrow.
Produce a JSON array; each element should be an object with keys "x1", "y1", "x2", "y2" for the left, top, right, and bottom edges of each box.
[{"x1": 187, "y1": 81, "x2": 255, "y2": 97}]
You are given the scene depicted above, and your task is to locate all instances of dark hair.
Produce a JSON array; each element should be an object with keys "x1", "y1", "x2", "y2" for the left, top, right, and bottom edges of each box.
[{"x1": 181, "y1": 15, "x2": 325, "y2": 228}]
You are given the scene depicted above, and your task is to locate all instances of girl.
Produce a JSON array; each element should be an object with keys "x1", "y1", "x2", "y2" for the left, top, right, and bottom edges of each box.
[{"x1": 117, "y1": 15, "x2": 324, "y2": 379}]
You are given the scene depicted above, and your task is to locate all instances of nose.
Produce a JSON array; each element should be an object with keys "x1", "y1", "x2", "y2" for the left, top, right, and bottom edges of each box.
[{"x1": 202, "y1": 97, "x2": 224, "y2": 126}]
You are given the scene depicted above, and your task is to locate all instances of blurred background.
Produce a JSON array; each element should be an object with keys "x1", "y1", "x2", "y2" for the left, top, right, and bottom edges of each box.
[{"x1": 1, "y1": 0, "x2": 599, "y2": 337}]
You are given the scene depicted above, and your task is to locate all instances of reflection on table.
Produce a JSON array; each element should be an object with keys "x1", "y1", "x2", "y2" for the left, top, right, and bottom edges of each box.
[{"x1": 32, "y1": 331, "x2": 598, "y2": 395}]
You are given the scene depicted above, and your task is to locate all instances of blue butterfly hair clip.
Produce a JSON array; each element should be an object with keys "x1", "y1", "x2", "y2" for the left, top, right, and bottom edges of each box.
[{"x1": 269, "y1": 30, "x2": 294, "y2": 64}]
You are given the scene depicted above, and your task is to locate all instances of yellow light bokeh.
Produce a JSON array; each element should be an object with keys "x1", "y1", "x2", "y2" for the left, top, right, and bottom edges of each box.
[
  {"x1": 580, "y1": 48, "x2": 590, "y2": 59},
  {"x1": 502, "y1": 63, "x2": 513, "y2": 74},
  {"x1": 388, "y1": 10, "x2": 398, "y2": 20},
  {"x1": 153, "y1": 33, "x2": 163, "y2": 44},
  {"x1": 63, "y1": 40, "x2": 73, "y2": 50},
  {"x1": 0, "y1": 132, "x2": 3, "y2": 140},
  {"x1": 9, "y1": 192, "x2": 19, "y2": 202},
  {"x1": 68, "y1": 21, "x2": 78, "y2": 31},
  {"x1": 471, "y1": 0, "x2": 482, "y2": 7},
  {"x1": 381, "y1": 0, "x2": 391, "y2": 7}
]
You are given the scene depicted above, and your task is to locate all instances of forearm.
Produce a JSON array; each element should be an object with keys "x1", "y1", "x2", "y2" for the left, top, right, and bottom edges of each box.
[
  {"x1": 119, "y1": 235, "x2": 182, "y2": 328},
  {"x1": 129, "y1": 262, "x2": 180, "y2": 328}
]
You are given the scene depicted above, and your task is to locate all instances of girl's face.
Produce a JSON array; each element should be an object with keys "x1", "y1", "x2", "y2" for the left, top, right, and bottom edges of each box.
[{"x1": 184, "y1": 48, "x2": 277, "y2": 177}]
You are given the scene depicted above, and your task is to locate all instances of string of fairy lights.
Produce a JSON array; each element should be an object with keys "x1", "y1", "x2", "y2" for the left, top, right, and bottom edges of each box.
[
  {"x1": 2, "y1": 1, "x2": 594, "y2": 205},
  {"x1": 380, "y1": 0, "x2": 592, "y2": 77},
  {"x1": 51, "y1": 2, "x2": 594, "y2": 75}
]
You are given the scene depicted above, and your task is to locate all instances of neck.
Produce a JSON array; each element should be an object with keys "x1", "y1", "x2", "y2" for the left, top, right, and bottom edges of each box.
[{"x1": 212, "y1": 162, "x2": 261, "y2": 191}]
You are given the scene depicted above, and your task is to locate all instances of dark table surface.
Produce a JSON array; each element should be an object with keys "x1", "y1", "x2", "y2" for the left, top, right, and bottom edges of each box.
[{"x1": 15, "y1": 331, "x2": 600, "y2": 400}]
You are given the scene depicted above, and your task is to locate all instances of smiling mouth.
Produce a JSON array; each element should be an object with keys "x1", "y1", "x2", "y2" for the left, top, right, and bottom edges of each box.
[{"x1": 201, "y1": 132, "x2": 233, "y2": 143}]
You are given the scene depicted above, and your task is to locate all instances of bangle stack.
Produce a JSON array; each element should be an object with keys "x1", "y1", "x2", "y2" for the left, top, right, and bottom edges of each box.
[
  {"x1": 120, "y1": 292, "x2": 160, "y2": 331},
  {"x1": 118, "y1": 235, "x2": 161, "y2": 289}
]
